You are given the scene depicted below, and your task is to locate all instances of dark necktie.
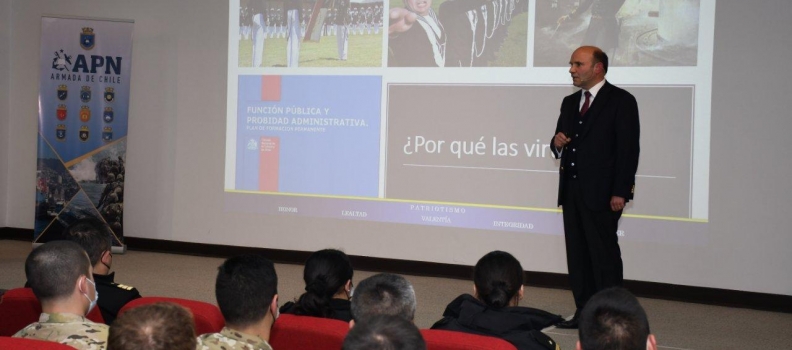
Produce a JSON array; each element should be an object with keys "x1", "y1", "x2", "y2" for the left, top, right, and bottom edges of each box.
[{"x1": 580, "y1": 90, "x2": 591, "y2": 116}]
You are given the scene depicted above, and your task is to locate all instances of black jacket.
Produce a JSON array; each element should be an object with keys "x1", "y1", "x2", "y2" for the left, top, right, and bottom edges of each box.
[
  {"x1": 431, "y1": 294, "x2": 562, "y2": 350},
  {"x1": 280, "y1": 298, "x2": 352, "y2": 323}
]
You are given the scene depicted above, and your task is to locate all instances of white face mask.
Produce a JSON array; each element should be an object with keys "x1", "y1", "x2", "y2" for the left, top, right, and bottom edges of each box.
[{"x1": 83, "y1": 278, "x2": 99, "y2": 315}]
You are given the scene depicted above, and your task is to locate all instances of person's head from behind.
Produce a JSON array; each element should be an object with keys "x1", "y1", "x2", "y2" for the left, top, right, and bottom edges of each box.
[
  {"x1": 342, "y1": 314, "x2": 426, "y2": 350},
  {"x1": 108, "y1": 302, "x2": 196, "y2": 350},
  {"x1": 64, "y1": 218, "x2": 113, "y2": 273},
  {"x1": 577, "y1": 287, "x2": 657, "y2": 350},
  {"x1": 350, "y1": 273, "x2": 416, "y2": 326},
  {"x1": 296, "y1": 248, "x2": 354, "y2": 317},
  {"x1": 215, "y1": 254, "x2": 279, "y2": 330},
  {"x1": 25, "y1": 240, "x2": 96, "y2": 315},
  {"x1": 473, "y1": 250, "x2": 524, "y2": 308}
]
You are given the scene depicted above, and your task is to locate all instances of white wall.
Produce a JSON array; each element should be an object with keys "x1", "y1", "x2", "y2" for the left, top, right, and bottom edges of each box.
[
  {"x1": 0, "y1": 0, "x2": 11, "y2": 227},
  {"x1": 3, "y1": 0, "x2": 791, "y2": 296}
]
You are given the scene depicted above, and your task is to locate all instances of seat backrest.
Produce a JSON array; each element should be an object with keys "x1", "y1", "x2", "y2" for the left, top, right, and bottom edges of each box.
[
  {"x1": 0, "y1": 336, "x2": 76, "y2": 350},
  {"x1": 269, "y1": 314, "x2": 349, "y2": 350},
  {"x1": 0, "y1": 288, "x2": 41, "y2": 336},
  {"x1": 421, "y1": 329, "x2": 518, "y2": 350},
  {"x1": 0, "y1": 288, "x2": 105, "y2": 337},
  {"x1": 118, "y1": 296, "x2": 225, "y2": 334}
]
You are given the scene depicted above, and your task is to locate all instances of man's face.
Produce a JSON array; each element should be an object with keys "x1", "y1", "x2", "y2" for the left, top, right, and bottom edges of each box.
[
  {"x1": 569, "y1": 48, "x2": 601, "y2": 90},
  {"x1": 405, "y1": 0, "x2": 431, "y2": 16}
]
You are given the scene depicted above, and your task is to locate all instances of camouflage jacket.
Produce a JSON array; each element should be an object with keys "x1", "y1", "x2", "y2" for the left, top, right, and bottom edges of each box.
[
  {"x1": 13, "y1": 312, "x2": 109, "y2": 350},
  {"x1": 197, "y1": 327, "x2": 274, "y2": 350}
]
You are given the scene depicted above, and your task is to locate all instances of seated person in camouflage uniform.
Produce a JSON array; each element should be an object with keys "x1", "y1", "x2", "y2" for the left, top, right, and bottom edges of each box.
[
  {"x1": 108, "y1": 302, "x2": 197, "y2": 350},
  {"x1": 14, "y1": 241, "x2": 109, "y2": 350},
  {"x1": 197, "y1": 254, "x2": 279, "y2": 350},
  {"x1": 349, "y1": 273, "x2": 416, "y2": 327},
  {"x1": 342, "y1": 314, "x2": 426, "y2": 350},
  {"x1": 65, "y1": 219, "x2": 141, "y2": 325}
]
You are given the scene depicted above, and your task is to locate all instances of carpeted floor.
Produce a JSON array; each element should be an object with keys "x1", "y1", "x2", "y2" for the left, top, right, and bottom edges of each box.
[{"x1": 1, "y1": 240, "x2": 790, "y2": 349}]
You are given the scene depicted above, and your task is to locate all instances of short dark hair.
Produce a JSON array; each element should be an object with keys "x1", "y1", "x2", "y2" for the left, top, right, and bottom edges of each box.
[
  {"x1": 473, "y1": 251, "x2": 524, "y2": 308},
  {"x1": 592, "y1": 48, "x2": 609, "y2": 74},
  {"x1": 108, "y1": 302, "x2": 196, "y2": 350},
  {"x1": 64, "y1": 218, "x2": 112, "y2": 267},
  {"x1": 351, "y1": 273, "x2": 416, "y2": 322},
  {"x1": 343, "y1": 314, "x2": 426, "y2": 350},
  {"x1": 25, "y1": 240, "x2": 91, "y2": 302},
  {"x1": 579, "y1": 287, "x2": 650, "y2": 350},
  {"x1": 215, "y1": 254, "x2": 278, "y2": 327},
  {"x1": 291, "y1": 249, "x2": 354, "y2": 318}
]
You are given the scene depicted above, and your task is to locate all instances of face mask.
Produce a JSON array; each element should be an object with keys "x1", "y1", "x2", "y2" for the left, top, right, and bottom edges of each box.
[{"x1": 83, "y1": 278, "x2": 99, "y2": 315}]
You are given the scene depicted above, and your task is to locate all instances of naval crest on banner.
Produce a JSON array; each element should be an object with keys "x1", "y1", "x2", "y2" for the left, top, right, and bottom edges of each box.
[
  {"x1": 103, "y1": 107, "x2": 114, "y2": 123},
  {"x1": 56, "y1": 124, "x2": 67, "y2": 141},
  {"x1": 57, "y1": 85, "x2": 68, "y2": 100},
  {"x1": 102, "y1": 127, "x2": 113, "y2": 142},
  {"x1": 80, "y1": 86, "x2": 91, "y2": 103},
  {"x1": 79, "y1": 125, "x2": 90, "y2": 141},
  {"x1": 104, "y1": 87, "x2": 115, "y2": 102},
  {"x1": 57, "y1": 104, "x2": 67, "y2": 120},
  {"x1": 80, "y1": 105, "x2": 91, "y2": 122},
  {"x1": 80, "y1": 27, "x2": 95, "y2": 50}
]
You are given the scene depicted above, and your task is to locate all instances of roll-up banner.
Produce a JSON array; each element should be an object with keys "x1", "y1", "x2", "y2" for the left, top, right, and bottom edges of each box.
[{"x1": 34, "y1": 16, "x2": 134, "y2": 252}]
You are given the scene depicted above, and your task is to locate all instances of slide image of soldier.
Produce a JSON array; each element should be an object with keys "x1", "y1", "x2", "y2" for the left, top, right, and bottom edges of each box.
[
  {"x1": 388, "y1": 0, "x2": 529, "y2": 67},
  {"x1": 66, "y1": 140, "x2": 126, "y2": 239},
  {"x1": 534, "y1": 0, "x2": 700, "y2": 67},
  {"x1": 238, "y1": 0, "x2": 384, "y2": 67}
]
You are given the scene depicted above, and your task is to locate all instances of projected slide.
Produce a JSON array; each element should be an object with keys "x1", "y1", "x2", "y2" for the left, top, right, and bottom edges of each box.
[{"x1": 226, "y1": 0, "x2": 715, "y2": 244}]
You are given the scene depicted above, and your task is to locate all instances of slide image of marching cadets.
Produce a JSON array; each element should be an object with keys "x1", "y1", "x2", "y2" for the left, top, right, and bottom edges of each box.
[
  {"x1": 388, "y1": 0, "x2": 528, "y2": 67},
  {"x1": 239, "y1": 0, "x2": 384, "y2": 67},
  {"x1": 534, "y1": 0, "x2": 700, "y2": 67}
]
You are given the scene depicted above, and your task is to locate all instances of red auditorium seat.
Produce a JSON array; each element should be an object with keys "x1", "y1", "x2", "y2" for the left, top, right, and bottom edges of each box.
[
  {"x1": 0, "y1": 288, "x2": 104, "y2": 336},
  {"x1": 421, "y1": 329, "x2": 518, "y2": 350},
  {"x1": 118, "y1": 296, "x2": 225, "y2": 334},
  {"x1": 269, "y1": 314, "x2": 350, "y2": 350},
  {"x1": 0, "y1": 336, "x2": 76, "y2": 349}
]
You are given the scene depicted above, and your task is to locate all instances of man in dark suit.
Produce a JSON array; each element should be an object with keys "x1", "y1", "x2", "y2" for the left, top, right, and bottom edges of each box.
[
  {"x1": 63, "y1": 219, "x2": 141, "y2": 325},
  {"x1": 551, "y1": 46, "x2": 640, "y2": 329}
]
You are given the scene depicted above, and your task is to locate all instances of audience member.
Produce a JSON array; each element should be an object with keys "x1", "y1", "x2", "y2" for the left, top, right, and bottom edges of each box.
[
  {"x1": 14, "y1": 241, "x2": 109, "y2": 349},
  {"x1": 349, "y1": 273, "x2": 416, "y2": 326},
  {"x1": 577, "y1": 287, "x2": 657, "y2": 350},
  {"x1": 197, "y1": 254, "x2": 279, "y2": 350},
  {"x1": 342, "y1": 314, "x2": 426, "y2": 350},
  {"x1": 107, "y1": 302, "x2": 196, "y2": 350},
  {"x1": 431, "y1": 251, "x2": 562, "y2": 350},
  {"x1": 280, "y1": 248, "x2": 354, "y2": 322},
  {"x1": 64, "y1": 218, "x2": 141, "y2": 324}
]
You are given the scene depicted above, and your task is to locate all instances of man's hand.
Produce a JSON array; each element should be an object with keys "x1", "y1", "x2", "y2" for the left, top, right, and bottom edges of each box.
[
  {"x1": 610, "y1": 196, "x2": 625, "y2": 212},
  {"x1": 389, "y1": 8, "x2": 417, "y2": 35},
  {"x1": 554, "y1": 132, "x2": 571, "y2": 149}
]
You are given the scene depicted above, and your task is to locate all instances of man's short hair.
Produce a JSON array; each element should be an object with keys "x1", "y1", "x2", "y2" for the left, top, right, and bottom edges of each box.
[
  {"x1": 215, "y1": 254, "x2": 278, "y2": 327},
  {"x1": 108, "y1": 302, "x2": 196, "y2": 350},
  {"x1": 579, "y1": 287, "x2": 650, "y2": 350},
  {"x1": 351, "y1": 273, "x2": 416, "y2": 322},
  {"x1": 25, "y1": 240, "x2": 91, "y2": 301},
  {"x1": 342, "y1": 314, "x2": 426, "y2": 350},
  {"x1": 64, "y1": 218, "x2": 112, "y2": 267},
  {"x1": 592, "y1": 48, "x2": 609, "y2": 74}
]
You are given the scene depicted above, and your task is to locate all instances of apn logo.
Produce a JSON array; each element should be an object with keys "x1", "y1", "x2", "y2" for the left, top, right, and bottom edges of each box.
[
  {"x1": 50, "y1": 50, "x2": 122, "y2": 75},
  {"x1": 52, "y1": 50, "x2": 73, "y2": 71}
]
